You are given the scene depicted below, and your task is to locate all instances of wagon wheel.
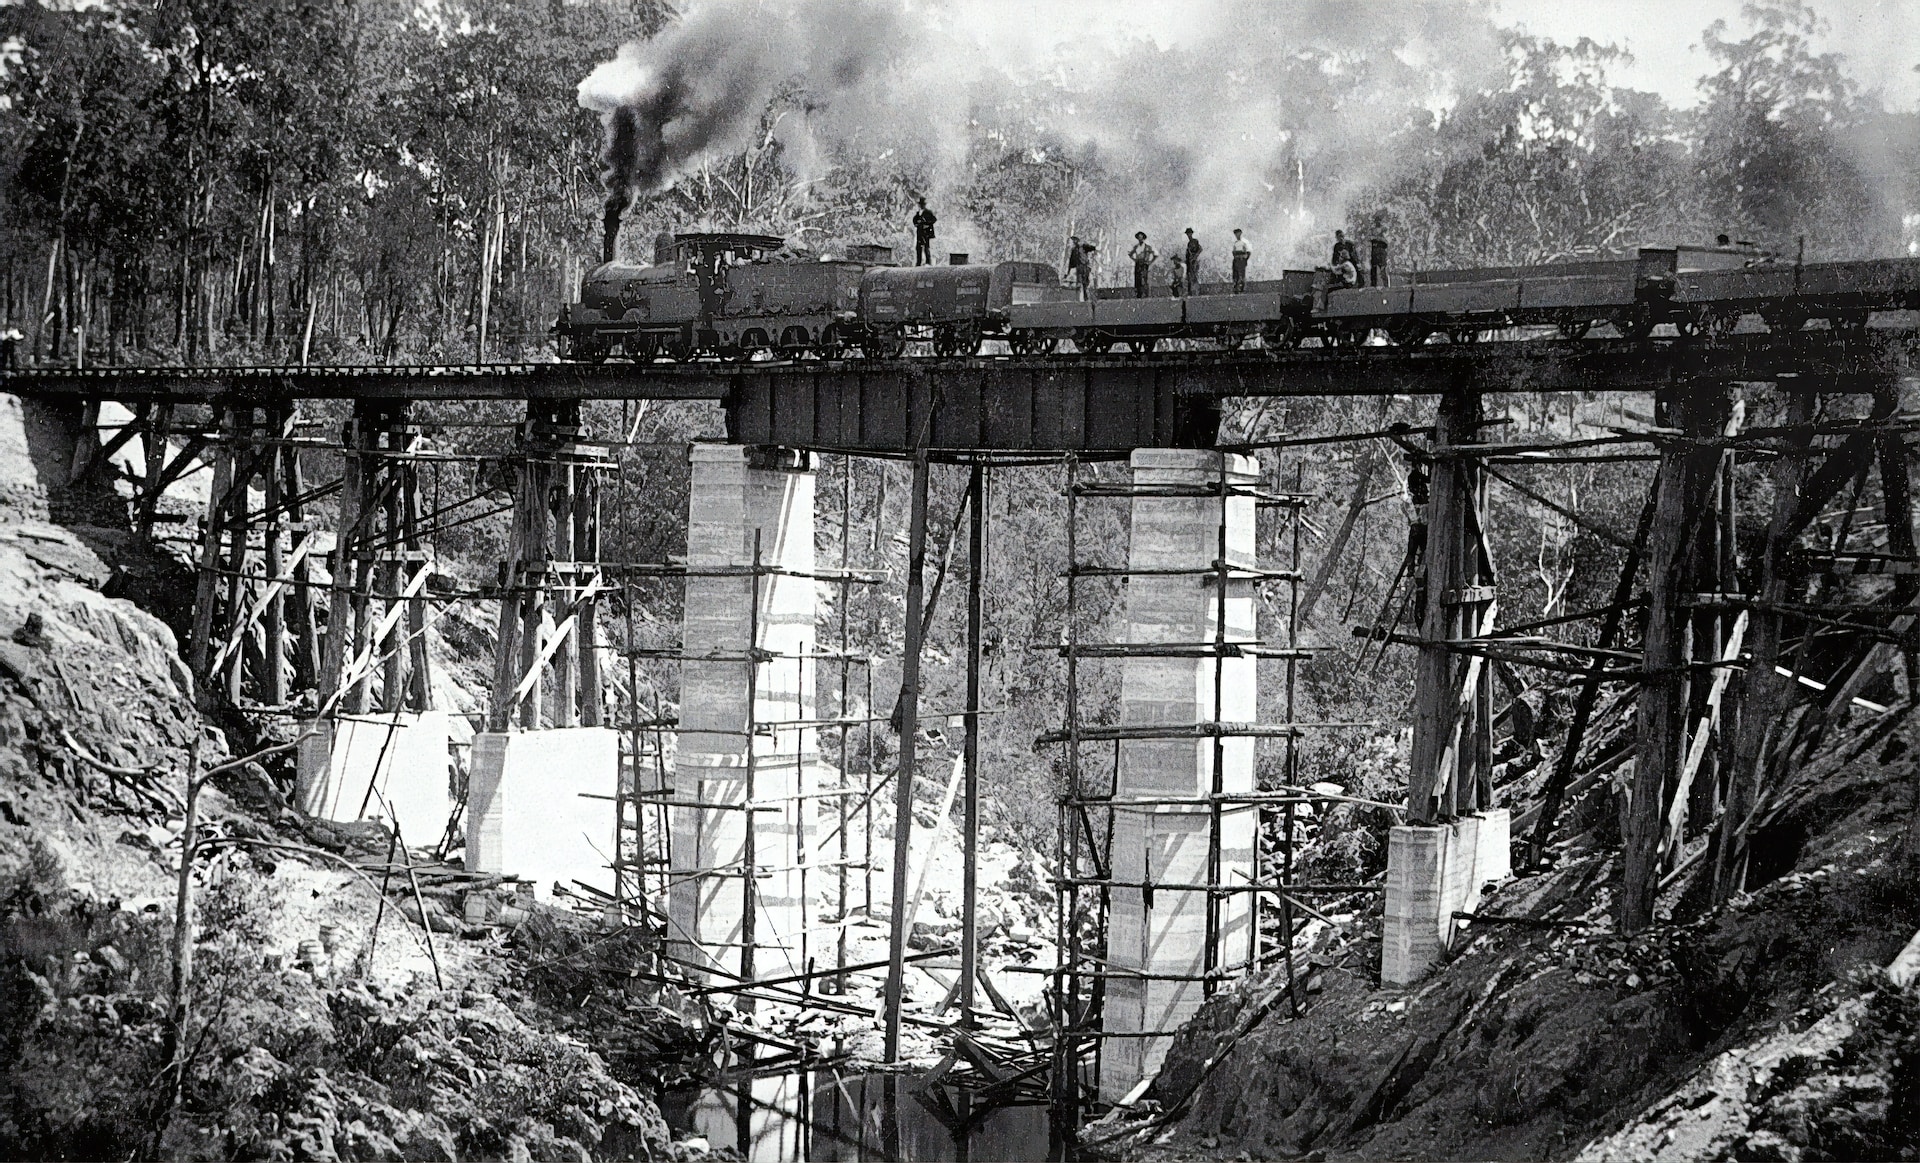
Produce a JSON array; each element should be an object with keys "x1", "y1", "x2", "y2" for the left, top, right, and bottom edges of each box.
[
  {"x1": 1762, "y1": 309, "x2": 1805, "y2": 335},
  {"x1": 1447, "y1": 327, "x2": 1481, "y2": 345},
  {"x1": 1217, "y1": 329, "x2": 1245, "y2": 352},
  {"x1": 1033, "y1": 334, "x2": 1059, "y2": 355},
  {"x1": 1127, "y1": 337, "x2": 1158, "y2": 354},
  {"x1": 1076, "y1": 332, "x2": 1111, "y2": 355},
  {"x1": 1386, "y1": 318, "x2": 1429, "y2": 347},
  {"x1": 1612, "y1": 308, "x2": 1654, "y2": 340},
  {"x1": 1833, "y1": 309, "x2": 1871, "y2": 336},
  {"x1": 1704, "y1": 309, "x2": 1740, "y2": 338},
  {"x1": 1259, "y1": 318, "x2": 1298, "y2": 352},
  {"x1": 953, "y1": 324, "x2": 983, "y2": 356},
  {"x1": 873, "y1": 329, "x2": 909, "y2": 359},
  {"x1": 1556, "y1": 318, "x2": 1592, "y2": 341}
]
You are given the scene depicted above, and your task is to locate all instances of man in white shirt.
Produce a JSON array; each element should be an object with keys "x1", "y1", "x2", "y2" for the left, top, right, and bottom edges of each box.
[
  {"x1": 1231, "y1": 229, "x2": 1251, "y2": 293},
  {"x1": 1129, "y1": 232, "x2": 1156, "y2": 299}
]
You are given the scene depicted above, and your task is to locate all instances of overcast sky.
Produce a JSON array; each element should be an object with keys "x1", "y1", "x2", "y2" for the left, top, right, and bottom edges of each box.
[{"x1": 937, "y1": 0, "x2": 1920, "y2": 110}]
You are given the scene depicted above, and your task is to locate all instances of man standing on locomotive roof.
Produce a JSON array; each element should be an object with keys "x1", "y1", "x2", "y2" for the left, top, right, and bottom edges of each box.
[
  {"x1": 912, "y1": 197, "x2": 937, "y2": 266},
  {"x1": 1065, "y1": 235, "x2": 1096, "y2": 299},
  {"x1": 1129, "y1": 232, "x2": 1155, "y2": 299},
  {"x1": 1184, "y1": 227, "x2": 1202, "y2": 294},
  {"x1": 1369, "y1": 234, "x2": 1390, "y2": 287},
  {"x1": 1231, "y1": 229, "x2": 1251, "y2": 292}
]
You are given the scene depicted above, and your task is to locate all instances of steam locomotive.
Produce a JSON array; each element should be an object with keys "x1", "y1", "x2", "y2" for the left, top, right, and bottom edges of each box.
[
  {"x1": 554, "y1": 232, "x2": 1920, "y2": 361},
  {"x1": 556, "y1": 231, "x2": 1060, "y2": 361}
]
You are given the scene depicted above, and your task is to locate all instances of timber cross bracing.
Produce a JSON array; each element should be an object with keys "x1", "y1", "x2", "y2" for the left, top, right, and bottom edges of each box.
[{"x1": 13, "y1": 319, "x2": 1920, "y2": 1132}]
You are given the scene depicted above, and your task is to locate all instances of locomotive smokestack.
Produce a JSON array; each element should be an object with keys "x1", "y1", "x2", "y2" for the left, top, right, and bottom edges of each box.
[{"x1": 602, "y1": 192, "x2": 630, "y2": 264}]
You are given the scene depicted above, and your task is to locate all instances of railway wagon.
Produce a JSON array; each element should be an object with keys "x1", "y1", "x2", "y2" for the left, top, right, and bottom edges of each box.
[
  {"x1": 1005, "y1": 273, "x2": 1315, "y2": 352},
  {"x1": 858, "y1": 260, "x2": 1063, "y2": 356},
  {"x1": 1675, "y1": 256, "x2": 1920, "y2": 334}
]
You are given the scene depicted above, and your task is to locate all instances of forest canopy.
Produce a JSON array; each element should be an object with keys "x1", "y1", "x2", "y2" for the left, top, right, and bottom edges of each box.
[{"x1": 0, "y1": 0, "x2": 1913, "y2": 366}]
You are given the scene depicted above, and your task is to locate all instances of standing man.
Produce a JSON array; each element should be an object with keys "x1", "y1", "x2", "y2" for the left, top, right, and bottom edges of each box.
[
  {"x1": 1231, "y1": 229, "x2": 1251, "y2": 292},
  {"x1": 1369, "y1": 234, "x2": 1390, "y2": 287},
  {"x1": 1168, "y1": 254, "x2": 1185, "y2": 298},
  {"x1": 1332, "y1": 229, "x2": 1358, "y2": 269},
  {"x1": 1183, "y1": 228, "x2": 1202, "y2": 295},
  {"x1": 1129, "y1": 232, "x2": 1155, "y2": 299},
  {"x1": 1065, "y1": 235, "x2": 1095, "y2": 300},
  {"x1": 912, "y1": 197, "x2": 938, "y2": 266}
]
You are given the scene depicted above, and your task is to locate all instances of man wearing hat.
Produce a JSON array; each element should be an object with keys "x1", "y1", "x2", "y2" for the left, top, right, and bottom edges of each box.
[{"x1": 1129, "y1": 232, "x2": 1156, "y2": 299}]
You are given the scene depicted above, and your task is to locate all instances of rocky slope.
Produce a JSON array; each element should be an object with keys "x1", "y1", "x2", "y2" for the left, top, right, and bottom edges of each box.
[
  {"x1": 1095, "y1": 706, "x2": 1920, "y2": 1161},
  {"x1": 0, "y1": 397, "x2": 716, "y2": 1161}
]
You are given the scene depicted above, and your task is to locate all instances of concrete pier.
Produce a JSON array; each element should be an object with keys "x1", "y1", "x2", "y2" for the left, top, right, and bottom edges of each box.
[
  {"x1": 465, "y1": 727, "x2": 619, "y2": 900},
  {"x1": 1381, "y1": 808, "x2": 1511, "y2": 987},
  {"x1": 669, "y1": 444, "x2": 817, "y2": 981},
  {"x1": 296, "y1": 710, "x2": 452, "y2": 846},
  {"x1": 1100, "y1": 449, "x2": 1260, "y2": 1103}
]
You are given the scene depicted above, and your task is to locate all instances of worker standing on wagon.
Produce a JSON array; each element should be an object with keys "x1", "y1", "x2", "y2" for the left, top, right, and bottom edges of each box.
[
  {"x1": 912, "y1": 197, "x2": 937, "y2": 266},
  {"x1": 1168, "y1": 254, "x2": 1186, "y2": 298},
  {"x1": 1184, "y1": 228, "x2": 1202, "y2": 295},
  {"x1": 1231, "y1": 229, "x2": 1251, "y2": 292},
  {"x1": 1369, "y1": 235, "x2": 1390, "y2": 287},
  {"x1": 1129, "y1": 232, "x2": 1155, "y2": 299},
  {"x1": 1065, "y1": 235, "x2": 1095, "y2": 300}
]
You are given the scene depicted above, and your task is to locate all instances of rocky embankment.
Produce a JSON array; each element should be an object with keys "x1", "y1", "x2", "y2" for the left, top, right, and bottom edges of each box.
[
  {"x1": 1093, "y1": 707, "x2": 1920, "y2": 1160},
  {"x1": 0, "y1": 397, "x2": 718, "y2": 1160}
]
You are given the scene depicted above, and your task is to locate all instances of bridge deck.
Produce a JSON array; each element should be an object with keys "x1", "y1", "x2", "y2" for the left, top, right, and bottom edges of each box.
[{"x1": 5, "y1": 330, "x2": 1915, "y2": 453}]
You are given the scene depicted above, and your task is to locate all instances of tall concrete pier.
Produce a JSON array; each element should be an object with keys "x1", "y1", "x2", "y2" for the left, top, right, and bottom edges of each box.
[
  {"x1": 1100, "y1": 449, "x2": 1260, "y2": 1101},
  {"x1": 669, "y1": 443, "x2": 818, "y2": 981}
]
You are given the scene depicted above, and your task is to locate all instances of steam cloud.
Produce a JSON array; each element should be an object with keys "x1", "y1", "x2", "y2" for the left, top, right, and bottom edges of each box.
[
  {"x1": 578, "y1": 0, "x2": 911, "y2": 257},
  {"x1": 581, "y1": 0, "x2": 1507, "y2": 269}
]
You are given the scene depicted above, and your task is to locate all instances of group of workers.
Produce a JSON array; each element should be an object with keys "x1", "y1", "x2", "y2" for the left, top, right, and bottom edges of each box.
[
  {"x1": 909, "y1": 197, "x2": 1389, "y2": 301},
  {"x1": 1112, "y1": 228, "x2": 1255, "y2": 299}
]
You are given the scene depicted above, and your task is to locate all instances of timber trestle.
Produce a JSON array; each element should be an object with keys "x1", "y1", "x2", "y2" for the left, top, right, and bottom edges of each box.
[{"x1": 14, "y1": 322, "x2": 1920, "y2": 1151}]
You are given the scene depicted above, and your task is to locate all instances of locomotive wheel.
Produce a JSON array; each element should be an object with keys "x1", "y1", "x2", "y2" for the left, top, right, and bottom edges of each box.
[
  {"x1": 815, "y1": 323, "x2": 846, "y2": 360},
  {"x1": 1447, "y1": 327, "x2": 1481, "y2": 344},
  {"x1": 739, "y1": 329, "x2": 773, "y2": 360},
  {"x1": 1556, "y1": 318, "x2": 1592, "y2": 340},
  {"x1": 1127, "y1": 337, "x2": 1158, "y2": 354},
  {"x1": 777, "y1": 326, "x2": 811, "y2": 360}
]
